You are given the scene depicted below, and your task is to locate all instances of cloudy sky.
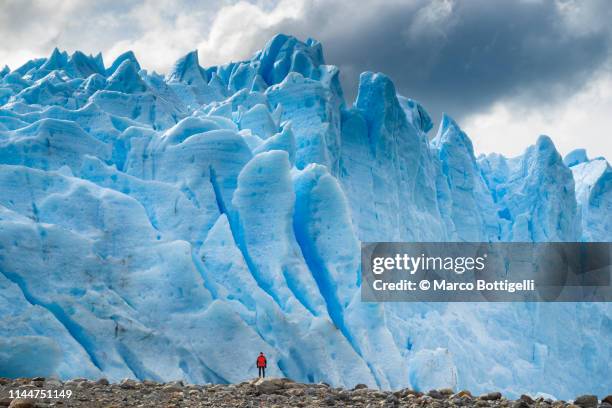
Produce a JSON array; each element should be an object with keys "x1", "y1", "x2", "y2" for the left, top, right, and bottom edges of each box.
[{"x1": 1, "y1": 0, "x2": 611, "y2": 159}]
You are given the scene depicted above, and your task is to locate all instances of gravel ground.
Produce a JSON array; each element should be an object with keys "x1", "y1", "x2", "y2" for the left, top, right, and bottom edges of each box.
[{"x1": 1, "y1": 377, "x2": 610, "y2": 408}]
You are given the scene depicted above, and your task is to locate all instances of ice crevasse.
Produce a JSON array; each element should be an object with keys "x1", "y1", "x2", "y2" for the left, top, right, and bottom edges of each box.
[{"x1": 0, "y1": 35, "x2": 610, "y2": 398}]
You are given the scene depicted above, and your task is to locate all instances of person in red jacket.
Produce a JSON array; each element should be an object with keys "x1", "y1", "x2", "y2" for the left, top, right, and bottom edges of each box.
[{"x1": 256, "y1": 352, "x2": 267, "y2": 378}]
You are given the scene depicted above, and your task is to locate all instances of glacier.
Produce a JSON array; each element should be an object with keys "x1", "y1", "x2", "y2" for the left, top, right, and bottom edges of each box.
[{"x1": 0, "y1": 34, "x2": 610, "y2": 398}]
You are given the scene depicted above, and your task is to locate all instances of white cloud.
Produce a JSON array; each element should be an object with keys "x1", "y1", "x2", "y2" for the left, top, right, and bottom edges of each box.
[
  {"x1": 196, "y1": 0, "x2": 307, "y2": 67},
  {"x1": 462, "y1": 69, "x2": 612, "y2": 160},
  {"x1": 103, "y1": 3, "x2": 210, "y2": 73},
  {"x1": 0, "y1": 0, "x2": 221, "y2": 72},
  {"x1": 0, "y1": 0, "x2": 307, "y2": 73},
  {"x1": 0, "y1": 0, "x2": 81, "y2": 67}
]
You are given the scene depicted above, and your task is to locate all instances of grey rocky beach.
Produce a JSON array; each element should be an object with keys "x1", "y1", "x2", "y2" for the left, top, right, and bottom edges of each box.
[{"x1": 1, "y1": 377, "x2": 610, "y2": 408}]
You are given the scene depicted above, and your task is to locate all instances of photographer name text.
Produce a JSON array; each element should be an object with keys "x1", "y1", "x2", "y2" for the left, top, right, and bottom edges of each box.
[{"x1": 372, "y1": 279, "x2": 535, "y2": 293}]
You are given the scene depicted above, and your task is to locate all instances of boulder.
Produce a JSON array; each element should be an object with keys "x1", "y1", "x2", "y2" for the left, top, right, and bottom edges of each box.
[
  {"x1": 513, "y1": 400, "x2": 530, "y2": 408},
  {"x1": 453, "y1": 390, "x2": 473, "y2": 399},
  {"x1": 481, "y1": 392, "x2": 502, "y2": 401},
  {"x1": 119, "y1": 378, "x2": 138, "y2": 389},
  {"x1": 574, "y1": 395, "x2": 598, "y2": 408},
  {"x1": 255, "y1": 378, "x2": 287, "y2": 394},
  {"x1": 428, "y1": 389, "x2": 444, "y2": 399},
  {"x1": 8, "y1": 400, "x2": 35, "y2": 408}
]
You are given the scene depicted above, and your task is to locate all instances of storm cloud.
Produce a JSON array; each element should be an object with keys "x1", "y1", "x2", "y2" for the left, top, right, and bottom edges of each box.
[{"x1": 261, "y1": 0, "x2": 612, "y2": 123}]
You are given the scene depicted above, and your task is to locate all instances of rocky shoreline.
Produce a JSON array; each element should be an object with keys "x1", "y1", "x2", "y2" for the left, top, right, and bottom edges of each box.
[{"x1": 1, "y1": 377, "x2": 610, "y2": 408}]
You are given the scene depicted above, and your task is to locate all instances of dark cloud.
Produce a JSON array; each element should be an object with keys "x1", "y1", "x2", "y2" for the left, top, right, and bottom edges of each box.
[
  {"x1": 265, "y1": 0, "x2": 612, "y2": 125},
  {"x1": 2, "y1": 0, "x2": 611, "y2": 131}
]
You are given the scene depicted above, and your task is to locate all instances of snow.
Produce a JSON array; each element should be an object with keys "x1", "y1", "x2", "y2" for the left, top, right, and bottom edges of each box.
[{"x1": 0, "y1": 35, "x2": 610, "y2": 399}]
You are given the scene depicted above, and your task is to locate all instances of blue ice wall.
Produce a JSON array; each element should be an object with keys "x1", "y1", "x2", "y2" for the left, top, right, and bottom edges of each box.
[{"x1": 0, "y1": 34, "x2": 610, "y2": 398}]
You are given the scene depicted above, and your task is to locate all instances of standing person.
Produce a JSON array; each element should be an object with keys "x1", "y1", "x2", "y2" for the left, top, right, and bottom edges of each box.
[{"x1": 256, "y1": 352, "x2": 267, "y2": 378}]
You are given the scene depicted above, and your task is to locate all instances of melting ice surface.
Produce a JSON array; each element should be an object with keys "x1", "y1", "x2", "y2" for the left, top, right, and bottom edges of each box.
[{"x1": 0, "y1": 35, "x2": 610, "y2": 398}]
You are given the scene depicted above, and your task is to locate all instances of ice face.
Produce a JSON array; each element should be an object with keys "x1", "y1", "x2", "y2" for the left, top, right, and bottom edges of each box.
[
  {"x1": 564, "y1": 148, "x2": 588, "y2": 168},
  {"x1": 479, "y1": 136, "x2": 580, "y2": 242},
  {"x1": 569, "y1": 158, "x2": 612, "y2": 241},
  {"x1": 339, "y1": 72, "x2": 449, "y2": 242},
  {"x1": 432, "y1": 114, "x2": 499, "y2": 241},
  {"x1": 0, "y1": 34, "x2": 610, "y2": 398}
]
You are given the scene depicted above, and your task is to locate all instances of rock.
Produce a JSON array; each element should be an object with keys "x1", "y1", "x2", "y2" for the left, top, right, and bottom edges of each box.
[
  {"x1": 323, "y1": 395, "x2": 336, "y2": 405},
  {"x1": 29, "y1": 377, "x2": 45, "y2": 388},
  {"x1": 77, "y1": 380, "x2": 93, "y2": 389},
  {"x1": 513, "y1": 400, "x2": 530, "y2": 408},
  {"x1": 162, "y1": 384, "x2": 183, "y2": 393},
  {"x1": 120, "y1": 379, "x2": 138, "y2": 389},
  {"x1": 336, "y1": 391, "x2": 350, "y2": 401},
  {"x1": 453, "y1": 390, "x2": 473, "y2": 399},
  {"x1": 453, "y1": 397, "x2": 470, "y2": 406},
  {"x1": 520, "y1": 395, "x2": 535, "y2": 404},
  {"x1": 255, "y1": 378, "x2": 286, "y2": 394},
  {"x1": 574, "y1": 395, "x2": 598, "y2": 408},
  {"x1": 279, "y1": 378, "x2": 298, "y2": 388},
  {"x1": 168, "y1": 380, "x2": 184, "y2": 388},
  {"x1": 373, "y1": 391, "x2": 387, "y2": 399},
  {"x1": 481, "y1": 392, "x2": 503, "y2": 401},
  {"x1": 45, "y1": 379, "x2": 63, "y2": 388},
  {"x1": 386, "y1": 393, "x2": 400, "y2": 404},
  {"x1": 353, "y1": 383, "x2": 368, "y2": 390},
  {"x1": 287, "y1": 388, "x2": 305, "y2": 397},
  {"x1": 96, "y1": 378, "x2": 110, "y2": 386},
  {"x1": 440, "y1": 388, "x2": 454, "y2": 396},
  {"x1": 428, "y1": 389, "x2": 445, "y2": 399},
  {"x1": 603, "y1": 396, "x2": 612, "y2": 405},
  {"x1": 8, "y1": 400, "x2": 35, "y2": 408},
  {"x1": 0, "y1": 398, "x2": 13, "y2": 407}
]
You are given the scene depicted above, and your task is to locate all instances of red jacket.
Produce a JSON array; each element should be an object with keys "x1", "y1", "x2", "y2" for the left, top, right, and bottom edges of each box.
[{"x1": 256, "y1": 354, "x2": 267, "y2": 368}]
